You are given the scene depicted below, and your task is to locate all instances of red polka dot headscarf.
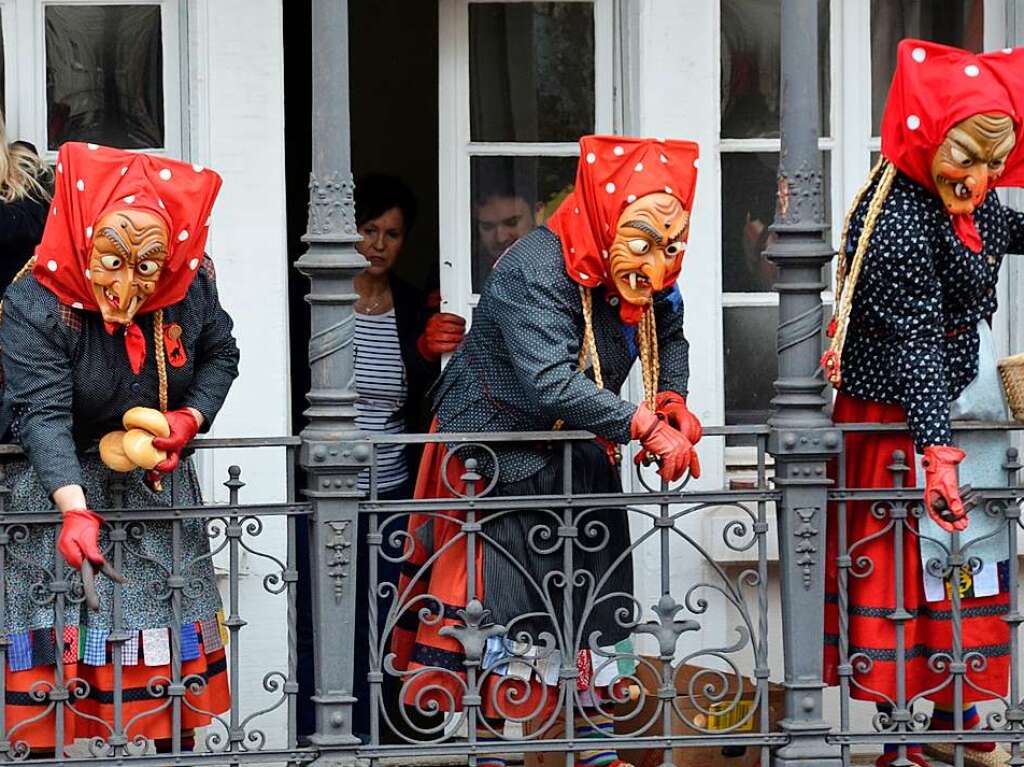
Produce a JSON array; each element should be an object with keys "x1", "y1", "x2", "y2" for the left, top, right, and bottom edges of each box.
[
  {"x1": 546, "y1": 135, "x2": 700, "y2": 325},
  {"x1": 880, "y1": 39, "x2": 1024, "y2": 250},
  {"x1": 33, "y1": 142, "x2": 222, "y2": 314}
]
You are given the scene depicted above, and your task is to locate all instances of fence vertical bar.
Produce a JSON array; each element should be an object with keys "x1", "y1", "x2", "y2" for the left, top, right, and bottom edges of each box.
[
  {"x1": 296, "y1": 0, "x2": 367, "y2": 761},
  {"x1": 766, "y1": 3, "x2": 842, "y2": 767}
]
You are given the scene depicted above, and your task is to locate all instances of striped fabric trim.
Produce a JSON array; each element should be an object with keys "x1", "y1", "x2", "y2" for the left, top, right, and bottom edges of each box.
[
  {"x1": 824, "y1": 634, "x2": 1011, "y2": 661},
  {"x1": 825, "y1": 592, "x2": 1009, "y2": 620}
]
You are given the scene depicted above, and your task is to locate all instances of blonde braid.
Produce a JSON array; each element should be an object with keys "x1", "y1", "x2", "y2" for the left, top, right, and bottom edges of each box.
[
  {"x1": 822, "y1": 160, "x2": 897, "y2": 385},
  {"x1": 154, "y1": 309, "x2": 168, "y2": 411}
]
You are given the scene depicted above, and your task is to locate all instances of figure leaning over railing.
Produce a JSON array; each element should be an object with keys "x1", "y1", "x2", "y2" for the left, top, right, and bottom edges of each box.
[
  {"x1": 388, "y1": 135, "x2": 704, "y2": 767},
  {"x1": 0, "y1": 142, "x2": 239, "y2": 757},
  {"x1": 821, "y1": 40, "x2": 1024, "y2": 767}
]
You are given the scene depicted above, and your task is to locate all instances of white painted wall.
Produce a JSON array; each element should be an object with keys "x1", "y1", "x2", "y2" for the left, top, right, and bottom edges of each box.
[{"x1": 186, "y1": 0, "x2": 291, "y2": 748}]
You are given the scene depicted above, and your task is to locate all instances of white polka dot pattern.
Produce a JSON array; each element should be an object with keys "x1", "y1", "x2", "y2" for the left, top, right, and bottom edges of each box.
[{"x1": 840, "y1": 171, "x2": 1022, "y2": 450}]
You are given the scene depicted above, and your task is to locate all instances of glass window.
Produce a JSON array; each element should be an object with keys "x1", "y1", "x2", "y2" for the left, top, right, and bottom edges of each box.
[
  {"x1": 469, "y1": 2, "x2": 595, "y2": 143},
  {"x1": 45, "y1": 4, "x2": 165, "y2": 150},
  {"x1": 724, "y1": 306, "x2": 779, "y2": 432},
  {"x1": 720, "y1": 0, "x2": 830, "y2": 139},
  {"x1": 870, "y1": 0, "x2": 983, "y2": 135},
  {"x1": 721, "y1": 152, "x2": 831, "y2": 293},
  {"x1": 470, "y1": 154, "x2": 577, "y2": 291}
]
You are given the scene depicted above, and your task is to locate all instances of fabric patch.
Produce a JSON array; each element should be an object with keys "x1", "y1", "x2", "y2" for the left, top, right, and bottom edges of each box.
[
  {"x1": 164, "y1": 323, "x2": 187, "y2": 368},
  {"x1": 142, "y1": 628, "x2": 170, "y2": 666},
  {"x1": 122, "y1": 632, "x2": 140, "y2": 666},
  {"x1": 83, "y1": 627, "x2": 109, "y2": 666},
  {"x1": 62, "y1": 625, "x2": 79, "y2": 664},
  {"x1": 31, "y1": 628, "x2": 56, "y2": 667},
  {"x1": 57, "y1": 303, "x2": 83, "y2": 332},
  {"x1": 180, "y1": 623, "x2": 200, "y2": 661},
  {"x1": 200, "y1": 615, "x2": 222, "y2": 653},
  {"x1": 217, "y1": 609, "x2": 229, "y2": 647},
  {"x1": 8, "y1": 632, "x2": 32, "y2": 672}
]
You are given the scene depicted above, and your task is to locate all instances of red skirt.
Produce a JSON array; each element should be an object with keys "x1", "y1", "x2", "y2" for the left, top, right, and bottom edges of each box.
[
  {"x1": 6, "y1": 648, "x2": 229, "y2": 749},
  {"x1": 823, "y1": 393, "x2": 1009, "y2": 704}
]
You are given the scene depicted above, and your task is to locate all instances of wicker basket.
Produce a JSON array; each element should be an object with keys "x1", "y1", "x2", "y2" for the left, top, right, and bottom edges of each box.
[{"x1": 999, "y1": 352, "x2": 1024, "y2": 421}]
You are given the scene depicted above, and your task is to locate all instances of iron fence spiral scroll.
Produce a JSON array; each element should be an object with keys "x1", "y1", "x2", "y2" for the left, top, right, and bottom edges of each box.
[
  {"x1": 0, "y1": 438, "x2": 314, "y2": 765},
  {"x1": 829, "y1": 423, "x2": 1024, "y2": 767},
  {"x1": 362, "y1": 427, "x2": 782, "y2": 765}
]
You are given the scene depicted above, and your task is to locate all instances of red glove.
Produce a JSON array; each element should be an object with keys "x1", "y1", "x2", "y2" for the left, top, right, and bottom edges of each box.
[
  {"x1": 922, "y1": 445, "x2": 968, "y2": 532},
  {"x1": 417, "y1": 312, "x2": 466, "y2": 362},
  {"x1": 58, "y1": 509, "x2": 104, "y2": 571},
  {"x1": 151, "y1": 408, "x2": 202, "y2": 474},
  {"x1": 654, "y1": 391, "x2": 703, "y2": 445},
  {"x1": 630, "y1": 403, "x2": 701, "y2": 482}
]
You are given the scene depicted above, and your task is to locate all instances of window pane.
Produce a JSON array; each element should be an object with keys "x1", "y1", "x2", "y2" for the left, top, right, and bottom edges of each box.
[
  {"x1": 870, "y1": 0, "x2": 982, "y2": 135},
  {"x1": 45, "y1": 5, "x2": 164, "y2": 150},
  {"x1": 721, "y1": 152, "x2": 831, "y2": 293},
  {"x1": 725, "y1": 306, "x2": 779, "y2": 432},
  {"x1": 469, "y1": 3, "x2": 595, "y2": 143},
  {"x1": 470, "y1": 154, "x2": 577, "y2": 292},
  {"x1": 720, "y1": 0, "x2": 830, "y2": 139}
]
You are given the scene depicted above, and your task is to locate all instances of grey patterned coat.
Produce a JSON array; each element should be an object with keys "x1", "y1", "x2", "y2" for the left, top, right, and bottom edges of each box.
[
  {"x1": 0, "y1": 261, "x2": 238, "y2": 637},
  {"x1": 434, "y1": 226, "x2": 691, "y2": 482}
]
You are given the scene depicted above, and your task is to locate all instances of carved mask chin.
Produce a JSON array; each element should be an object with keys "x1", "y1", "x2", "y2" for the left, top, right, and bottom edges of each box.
[
  {"x1": 88, "y1": 208, "x2": 169, "y2": 325},
  {"x1": 608, "y1": 192, "x2": 688, "y2": 307},
  {"x1": 931, "y1": 112, "x2": 1016, "y2": 215}
]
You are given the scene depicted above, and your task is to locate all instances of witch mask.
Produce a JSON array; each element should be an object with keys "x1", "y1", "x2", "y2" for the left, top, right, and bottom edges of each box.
[
  {"x1": 608, "y1": 192, "x2": 689, "y2": 306},
  {"x1": 931, "y1": 113, "x2": 1016, "y2": 216},
  {"x1": 89, "y1": 208, "x2": 169, "y2": 325}
]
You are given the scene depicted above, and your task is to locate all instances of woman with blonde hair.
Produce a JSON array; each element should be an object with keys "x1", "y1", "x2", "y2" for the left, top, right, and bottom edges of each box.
[{"x1": 0, "y1": 113, "x2": 52, "y2": 287}]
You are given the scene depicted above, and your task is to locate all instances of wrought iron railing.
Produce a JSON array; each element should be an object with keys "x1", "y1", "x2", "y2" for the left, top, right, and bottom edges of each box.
[{"x1": 0, "y1": 437, "x2": 315, "y2": 765}]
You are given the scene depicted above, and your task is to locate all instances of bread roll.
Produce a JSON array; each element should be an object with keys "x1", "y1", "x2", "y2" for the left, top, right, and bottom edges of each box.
[
  {"x1": 99, "y1": 431, "x2": 135, "y2": 473},
  {"x1": 122, "y1": 407, "x2": 170, "y2": 438},
  {"x1": 121, "y1": 428, "x2": 167, "y2": 470}
]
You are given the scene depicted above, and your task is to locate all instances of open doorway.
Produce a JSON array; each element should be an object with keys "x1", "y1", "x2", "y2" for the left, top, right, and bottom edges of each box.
[{"x1": 284, "y1": 0, "x2": 440, "y2": 433}]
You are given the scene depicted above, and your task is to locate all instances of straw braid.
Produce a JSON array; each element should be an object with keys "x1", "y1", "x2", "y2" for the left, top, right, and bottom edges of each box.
[
  {"x1": 638, "y1": 306, "x2": 659, "y2": 410},
  {"x1": 832, "y1": 156, "x2": 887, "y2": 312},
  {"x1": 578, "y1": 285, "x2": 604, "y2": 389},
  {"x1": 154, "y1": 309, "x2": 168, "y2": 411},
  {"x1": 822, "y1": 159, "x2": 898, "y2": 386}
]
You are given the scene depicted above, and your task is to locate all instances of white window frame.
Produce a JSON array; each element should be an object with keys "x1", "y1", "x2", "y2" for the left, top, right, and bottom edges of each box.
[
  {"x1": 5, "y1": 0, "x2": 185, "y2": 159},
  {"x1": 438, "y1": 0, "x2": 616, "y2": 322}
]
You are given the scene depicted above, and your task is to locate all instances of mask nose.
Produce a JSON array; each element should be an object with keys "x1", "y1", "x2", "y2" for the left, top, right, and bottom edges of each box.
[{"x1": 643, "y1": 260, "x2": 668, "y2": 292}]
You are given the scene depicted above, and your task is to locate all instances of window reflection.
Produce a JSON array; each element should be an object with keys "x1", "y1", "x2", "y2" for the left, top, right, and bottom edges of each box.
[
  {"x1": 721, "y1": 153, "x2": 831, "y2": 293},
  {"x1": 725, "y1": 306, "x2": 779, "y2": 435},
  {"x1": 470, "y1": 155, "x2": 576, "y2": 292},
  {"x1": 720, "y1": 0, "x2": 830, "y2": 139},
  {"x1": 870, "y1": 0, "x2": 982, "y2": 135},
  {"x1": 469, "y1": 2, "x2": 595, "y2": 143},
  {"x1": 45, "y1": 5, "x2": 164, "y2": 150}
]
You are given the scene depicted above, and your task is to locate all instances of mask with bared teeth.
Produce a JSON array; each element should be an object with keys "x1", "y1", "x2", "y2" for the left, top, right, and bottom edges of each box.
[
  {"x1": 89, "y1": 209, "x2": 169, "y2": 325},
  {"x1": 546, "y1": 135, "x2": 700, "y2": 326}
]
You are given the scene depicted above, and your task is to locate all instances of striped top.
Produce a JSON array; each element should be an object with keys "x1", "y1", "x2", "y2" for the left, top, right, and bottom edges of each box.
[{"x1": 354, "y1": 310, "x2": 409, "y2": 492}]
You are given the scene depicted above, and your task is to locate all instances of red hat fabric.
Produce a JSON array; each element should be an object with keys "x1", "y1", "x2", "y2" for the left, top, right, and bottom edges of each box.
[
  {"x1": 546, "y1": 135, "x2": 699, "y2": 324},
  {"x1": 34, "y1": 142, "x2": 222, "y2": 314},
  {"x1": 880, "y1": 40, "x2": 1024, "y2": 251}
]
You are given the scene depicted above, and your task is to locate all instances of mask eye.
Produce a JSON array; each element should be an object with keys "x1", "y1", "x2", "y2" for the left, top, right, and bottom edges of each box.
[
  {"x1": 136, "y1": 260, "x2": 161, "y2": 277},
  {"x1": 950, "y1": 144, "x2": 972, "y2": 166},
  {"x1": 99, "y1": 255, "x2": 122, "y2": 271},
  {"x1": 665, "y1": 242, "x2": 684, "y2": 257},
  {"x1": 627, "y1": 239, "x2": 650, "y2": 255}
]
